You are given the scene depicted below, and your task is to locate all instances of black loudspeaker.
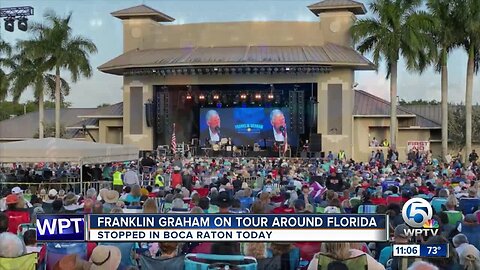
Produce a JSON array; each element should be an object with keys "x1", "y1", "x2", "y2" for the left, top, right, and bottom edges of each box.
[
  {"x1": 145, "y1": 103, "x2": 154, "y2": 127},
  {"x1": 309, "y1": 133, "x2": 322, "y2": 152}
]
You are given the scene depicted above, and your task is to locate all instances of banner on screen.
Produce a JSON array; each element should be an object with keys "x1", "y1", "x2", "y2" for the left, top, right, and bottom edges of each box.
[{"x1": 87, "y1": 214, "x2": 388, "y2": 242}]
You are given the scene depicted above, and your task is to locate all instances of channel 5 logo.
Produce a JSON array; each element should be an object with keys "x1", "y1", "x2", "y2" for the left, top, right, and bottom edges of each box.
[{"x1": 402, "y1": 198, "x2": 439, "y2": 237}]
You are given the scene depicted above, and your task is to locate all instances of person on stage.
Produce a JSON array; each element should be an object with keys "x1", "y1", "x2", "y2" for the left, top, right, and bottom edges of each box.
[
  {"x1": 270, "y1": 109, "x2": 286, "y2": 142},
  {"x1": 205, "y1": 110, "x2": 221, "y2": 142}
]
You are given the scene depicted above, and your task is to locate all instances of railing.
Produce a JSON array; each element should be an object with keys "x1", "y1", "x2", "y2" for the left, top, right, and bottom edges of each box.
[{"x1": 0, "y1": 180, "x2": 112, "y2": 195}]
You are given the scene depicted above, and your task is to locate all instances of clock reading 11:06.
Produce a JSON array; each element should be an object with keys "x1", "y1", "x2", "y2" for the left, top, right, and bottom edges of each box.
[{"x1": 393, "y1": 244, "x2": 449, "y2": 258}]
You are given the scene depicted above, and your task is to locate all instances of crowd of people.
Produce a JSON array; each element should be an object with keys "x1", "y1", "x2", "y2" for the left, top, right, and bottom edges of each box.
[{"x1": 0, "y1": 149, "x2": 479, "y2": 270}]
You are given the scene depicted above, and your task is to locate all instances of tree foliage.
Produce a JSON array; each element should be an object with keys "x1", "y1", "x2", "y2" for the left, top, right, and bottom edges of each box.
[
  {"x1": 33, "y1": 122, "x2": 66, "y2": 138},
  {"x1": 399, "y1": 99, "x2": 440, "y2": 105},
  {"x1": 0, "y1": 100, "x2": 71, "y2": 121},
  {"x1": 448, "y1": 105, "x2": 480, "y2": 150}
]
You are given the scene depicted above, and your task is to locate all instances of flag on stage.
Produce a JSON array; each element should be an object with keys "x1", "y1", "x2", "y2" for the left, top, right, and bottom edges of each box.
[{"x1": 171, "y1": 123, "x2": 176, "y2": 154}]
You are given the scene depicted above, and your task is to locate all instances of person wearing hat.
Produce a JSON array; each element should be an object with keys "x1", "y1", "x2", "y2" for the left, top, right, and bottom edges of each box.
[
  {"x1": 4, "y1": 194, "x2": 30, "y2": 234},
  {"x1": 378, "y1": 224, "x2": 410, "y2": 267},
  {"x1": 217, "y1": 191, "x2": 231, "y2": 214},
  {"x1": 11, "y1": 187, "x2": 32, "y2": 208},
  {"x1": 62, "y1": 193, "x2": 83, "y2": 214},
  {"x1": 89, "y1": 245, "x2": 122, "y2": 270},
  {"x1": 102, "y1": 190, "x2": 120, "y2": 213}
]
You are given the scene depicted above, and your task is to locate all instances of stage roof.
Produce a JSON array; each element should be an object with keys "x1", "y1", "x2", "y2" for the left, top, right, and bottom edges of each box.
[
  {"x1": 111, "y1": 4, "x2": 175, "y2": 22},
  {"x1": 98, "y1": 44, "x2": 374, "y2": 75},
  {"x1": 308, "y1": 0, "x2": 367, "y2": 15}
]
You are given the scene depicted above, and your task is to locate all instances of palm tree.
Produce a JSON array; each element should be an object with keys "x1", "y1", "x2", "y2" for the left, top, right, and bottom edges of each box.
[
  {"x1": 454, "y1": 0, "x2": 480, "y2": 159},
  {"x1": 20, "y1": 10, "x2": 97, "y2": 138},
  {"x1": 426, "y1": 0, "x2": 459, "y2": 160},
  {"x1": 10, "y1": 50, "x2": 70, "y2": 139},
  {"x1": 0, "y1": 40, "x2": 14, "y2": 102},
  {"x1": 351, "y1": 0, "x2": 433, "y2": 148}
]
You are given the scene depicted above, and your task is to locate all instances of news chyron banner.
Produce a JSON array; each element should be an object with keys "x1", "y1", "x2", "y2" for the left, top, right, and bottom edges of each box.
[{"x1": 37, "y1": 214, "x2": 388, "y2": 242}]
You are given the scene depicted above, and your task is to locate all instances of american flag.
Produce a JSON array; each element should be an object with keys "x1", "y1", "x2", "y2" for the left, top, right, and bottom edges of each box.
[{"x1": 171, "y1": 123, "x2": 176, "y2": 154}]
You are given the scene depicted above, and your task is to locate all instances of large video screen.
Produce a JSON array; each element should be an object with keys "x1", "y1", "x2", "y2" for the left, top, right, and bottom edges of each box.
[{"x1": 199, "y1": 107, "x2": 296, "y2": 147}]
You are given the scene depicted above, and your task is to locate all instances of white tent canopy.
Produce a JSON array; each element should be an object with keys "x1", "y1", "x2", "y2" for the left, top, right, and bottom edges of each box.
[{"x1": 0, "y1": 138, "x2": 139, "y2": 163}]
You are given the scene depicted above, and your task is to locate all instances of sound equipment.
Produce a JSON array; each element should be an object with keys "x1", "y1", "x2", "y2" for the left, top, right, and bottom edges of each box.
[
  {"x1": 297, "y1": 90, "x2": 305, "y2": 134},
  {"x1": 309, "y1": 133, "x2": 322, "y2": 152},
  {"x1": 145, "y1": 103, "x2": 154, "y2": 127}
]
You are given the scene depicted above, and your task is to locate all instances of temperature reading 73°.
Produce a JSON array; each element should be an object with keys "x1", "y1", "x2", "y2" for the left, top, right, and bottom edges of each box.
[{"x1": 427, "y1": 246, "x2": 441, "y2": 255}]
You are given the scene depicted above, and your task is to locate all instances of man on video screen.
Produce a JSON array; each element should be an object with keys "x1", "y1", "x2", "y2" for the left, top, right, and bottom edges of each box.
[
  {"x1": 206, "y1": 110, "x2": 221, "y2": 142},
  {"x1": 270, "y1": 109, "x2": 286, "y2": 142}
]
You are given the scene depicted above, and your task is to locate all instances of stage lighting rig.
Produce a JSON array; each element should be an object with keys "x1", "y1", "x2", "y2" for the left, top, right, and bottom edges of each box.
[{"x1": 0, "y1": 6, "x2": 34, "y2": 32}]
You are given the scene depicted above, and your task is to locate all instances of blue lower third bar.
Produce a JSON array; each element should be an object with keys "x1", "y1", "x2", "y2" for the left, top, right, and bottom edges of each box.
[
  {"x1": 36, "y1": 214, "x2": 85, "y2": 241},
  {"x1": 420, "y1": 244, "x2": 449, "y2": 258}
]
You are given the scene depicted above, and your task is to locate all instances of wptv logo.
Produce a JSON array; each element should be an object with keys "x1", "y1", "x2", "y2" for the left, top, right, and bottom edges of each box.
[{"x1": 402, "y1": 198, "x2": 439, "y2": 237}]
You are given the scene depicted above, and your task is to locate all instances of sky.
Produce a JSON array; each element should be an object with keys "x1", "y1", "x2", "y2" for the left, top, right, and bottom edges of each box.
[{"x1": 0, "y1": 0, "x2": 479, "y2": 108}]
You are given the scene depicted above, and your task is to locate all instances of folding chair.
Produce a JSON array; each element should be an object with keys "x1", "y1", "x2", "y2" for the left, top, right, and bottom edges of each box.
[
  {"x1": 139, "y1": 254, "x2": 185, "y2": 270},
  {"x1": 184, "y1": 254, "x2": 257, "y2": 270},
  {"x1": 358, "y1": 204, "x2": 377, "y2": 214},
  {"x1": 0, "y1": 253, "x2": 38, "y2": 270},
  {"x1": 459, "y1": 198, "x2": 480, "y2": 215},
  {"x1": 46, "y1": 243, "x2": 87, "y2": 270},
  {"x1": 316, "y1": 253, "x2": 368, "y2": 270}
]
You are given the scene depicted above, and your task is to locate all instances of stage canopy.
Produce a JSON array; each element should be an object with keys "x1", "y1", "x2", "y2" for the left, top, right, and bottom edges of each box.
[{"x1": 0, "y1": 138, "x2": 139, "y2": 164}]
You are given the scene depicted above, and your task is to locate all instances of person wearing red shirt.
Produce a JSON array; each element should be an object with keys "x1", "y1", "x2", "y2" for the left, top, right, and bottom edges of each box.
[
  {"x1": 4, "y1": 194, "x2": 30, "y2": 234},
  {"x1": 171, "y1": 166, "x2": 183, "y2": 189}
]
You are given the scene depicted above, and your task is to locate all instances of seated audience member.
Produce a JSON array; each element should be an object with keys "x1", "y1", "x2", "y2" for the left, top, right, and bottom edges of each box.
[
  {"x1": 62, "y1": 193, "x2": 83, "y2": 213},
  {"x1": 23, "y1": 229, "x2": 42, "y2": 254},
  {"x1": 0, "y1": 212, "x2": 8, "y2": 233},
  {"x1": 211, "y1": 242, "x2": 241, "y2": 255},
  {"x1": 53, "y1": 254, "x2": 92, "y2": 270},
  {"x1": 89, "y1": 245, "x2": 122, "y2": 270},
  {"x1": 407, "y1": 261, "x2": 439, "y2": 270},
  {"x1": 0, "y1": 232, "x2": 26, "y2": 258},
  {"x1": 82, "y1": 199, "x2": 94, "y2": 214},
  {"x1": 125, "y1": 185, "x2": 142, "y2": 204},
  {"x1": 307, "y1": 242, "x2": 384, "y2": 270},
  {"x1": 93, "y1": 200, "x2": 104, "y2": 214},
  {"x1": 85, "y1": 188, "x2": 97, "y2": 201},
  {"x1": 143, "y1": 198, "x2": 158, "y2": 213},
  {"x1": 217, "y1": 191, "x2": 232, "y2": 214},
  {"x1": 268, "y1": 243, "x2": 300, "y2": 270},
  {"x1": 52, "y1": 199, "x2": 64, "y2": 213},
  {"x1": 103, "y1": 190, "x2": 120, "y2": 213},
  {"x1": 156, "y1": 242, "x2": 180, "y2": 259},
  {"x1": 453, "y1": 234, "x2": 480, "y2": 269}
]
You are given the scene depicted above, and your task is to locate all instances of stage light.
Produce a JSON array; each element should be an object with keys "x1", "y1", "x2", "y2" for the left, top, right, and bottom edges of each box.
[
  {"x1": 17, "y1": 17, "x2": 28, "y2": 31},
  {"x1": 240, "y1": 94, "x2": 247, "y2": 100},
  {"x1": 285, "y1": 67, "x2": 290, "y2": 71},
  {"x1": 199, "y1": 94, "x2": 205, "y2": 100},
  {"x1": 4, "y1": 18, "x2": 15, "y2": 32},
  {"x1": 267, "y1": 93, "x2": 274, "y2": 99},
  {"x1": 255, "y1": 93, "x2": 262, "y2": 100},
  {"x1": 213, "y1": 94, "x2": 220, "y2": 100},
  {"x1": 185, "y1": 93, "x2": 192, "y2": 100}
]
